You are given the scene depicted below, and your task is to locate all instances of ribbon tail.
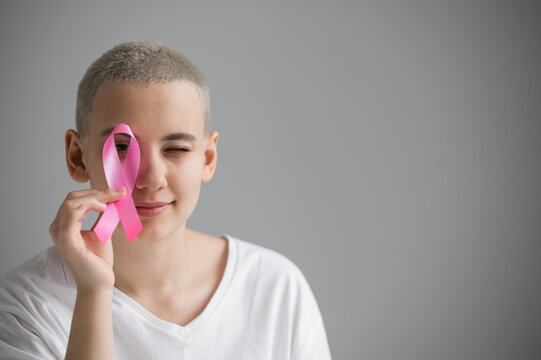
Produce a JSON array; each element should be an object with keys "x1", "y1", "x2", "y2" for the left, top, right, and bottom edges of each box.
[
  {"x1": 93, "y1": 202, "x2": 120, "y2": 243},
  {"x1": 116, "y1": 195, "x2": 143, "y2": 242}
]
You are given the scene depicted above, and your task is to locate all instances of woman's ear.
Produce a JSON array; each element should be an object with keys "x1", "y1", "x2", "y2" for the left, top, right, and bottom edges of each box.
[
  {"x1": 202, "y1": 131, "x2": 219, "y2": 183},
  {"x1": 65, "y1": 129, "x2": 89, "y2": 183}
]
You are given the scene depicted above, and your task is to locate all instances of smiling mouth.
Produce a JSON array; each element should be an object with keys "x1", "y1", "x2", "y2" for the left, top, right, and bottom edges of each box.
[{"x1": 134, "y1": 202, "x2": 173, "y2": 217}]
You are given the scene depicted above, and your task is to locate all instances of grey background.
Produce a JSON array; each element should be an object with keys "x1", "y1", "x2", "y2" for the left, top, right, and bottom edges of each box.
[{"x1": 1, "y1": 1, "x2": 540, "y2": 359}]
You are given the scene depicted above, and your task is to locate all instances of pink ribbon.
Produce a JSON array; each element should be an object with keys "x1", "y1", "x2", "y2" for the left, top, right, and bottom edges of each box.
[{"x1": 93, "y1": 123, "x2": 143, "y2": 243}]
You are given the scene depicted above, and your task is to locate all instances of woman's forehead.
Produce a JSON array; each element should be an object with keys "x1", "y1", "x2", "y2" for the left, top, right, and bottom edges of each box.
[
  {"x1": 92, "y1": 124, "x2": 201, "y2": 145},
  {"x1": 89, "y1": 81, "x2": 204, "y2": 128}
]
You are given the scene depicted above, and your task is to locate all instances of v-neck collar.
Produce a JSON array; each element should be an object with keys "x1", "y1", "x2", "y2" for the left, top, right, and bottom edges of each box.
[{"x1": 111, "y1": 234, "x2": 237, "y2": 338}]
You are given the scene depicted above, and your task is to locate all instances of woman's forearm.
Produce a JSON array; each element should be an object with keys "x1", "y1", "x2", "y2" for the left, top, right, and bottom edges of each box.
[{"x1": 65, "y1": 289, "x2": 114, "y2": 360}]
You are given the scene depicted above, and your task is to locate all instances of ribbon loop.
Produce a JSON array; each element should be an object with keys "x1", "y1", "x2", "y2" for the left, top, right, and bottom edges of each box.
[{"x1": 93, "y1": 123, "x2": 143, "y2": 243}]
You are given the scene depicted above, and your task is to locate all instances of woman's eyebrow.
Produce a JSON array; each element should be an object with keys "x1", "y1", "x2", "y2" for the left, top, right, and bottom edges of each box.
[
  {"x1": 101, "y1": 127, "x2": 137, "y2": 140},
  {"x1": 99, "y1": 127, "x2": 196, "y2": 142},
  {"x1": 161, "y1": 133, "x2": 197, "y2": 142}
]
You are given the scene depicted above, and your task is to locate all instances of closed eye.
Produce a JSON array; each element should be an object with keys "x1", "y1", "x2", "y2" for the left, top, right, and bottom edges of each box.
[{"x1": 166, "y1": 148, "x2": 191, "y2": 152}]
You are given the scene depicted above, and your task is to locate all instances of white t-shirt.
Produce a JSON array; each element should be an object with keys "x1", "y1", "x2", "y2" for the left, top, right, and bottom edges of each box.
[{"x1": 0, "y1": 234, "x2": 332, "y2": 359}]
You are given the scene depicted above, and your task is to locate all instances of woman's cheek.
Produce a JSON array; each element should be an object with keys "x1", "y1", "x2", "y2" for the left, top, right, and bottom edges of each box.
[
  {"x1": 176, "y1": 156, "x2": 205, "y2": 182},
  {"x1": 88, "y1": 161, "x2": 108, "y2": 189}
]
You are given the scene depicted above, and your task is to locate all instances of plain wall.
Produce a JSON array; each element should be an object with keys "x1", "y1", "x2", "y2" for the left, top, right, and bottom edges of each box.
[{"x1": 1, "y1": 1, "x2": 540, "y2": 359}]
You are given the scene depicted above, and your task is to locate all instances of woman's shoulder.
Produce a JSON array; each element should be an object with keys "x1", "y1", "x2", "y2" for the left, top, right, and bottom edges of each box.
[
  {"x1": 223, "y1": 234, "x2": 309, "y2": 289},
  {"x1": 0, "y1": 247, "x2": 75, "y2": 359},
  {"x1": 231, "y1": 235, "x2": 296, "y2": 265},
  {"x1": 0, "y1": 246, "x2": 74, "y2": 310},
  {"x1": 1, "y1": 246, "x2": 69, "y2": 284},
  {"x1": 190, "y1": 229, "x2": 302, "y2": 279}
]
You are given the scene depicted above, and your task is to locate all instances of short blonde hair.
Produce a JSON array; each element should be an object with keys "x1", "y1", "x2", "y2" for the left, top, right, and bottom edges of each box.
[{"x1": 76, "y1": 41, "x2": 210, "y2": 137}]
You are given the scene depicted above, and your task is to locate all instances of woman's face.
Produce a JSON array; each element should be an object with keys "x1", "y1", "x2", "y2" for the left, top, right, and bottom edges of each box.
[{"x1": 82, "y1": 80, "x2": 218, "y2": 242}]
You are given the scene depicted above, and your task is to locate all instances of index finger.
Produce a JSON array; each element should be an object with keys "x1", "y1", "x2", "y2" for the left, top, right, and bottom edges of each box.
[
  {"x1": 94, "y1": 187, "x2": 127, "y2": 203},
  {"x1": 66, "y1": 189, "x2": 99, "y2": 200}
]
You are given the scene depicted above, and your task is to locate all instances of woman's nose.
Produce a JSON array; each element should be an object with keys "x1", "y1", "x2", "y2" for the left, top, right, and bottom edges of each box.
[{"x1": 135, "y1": 149, "x2": 167, "y2": 191}]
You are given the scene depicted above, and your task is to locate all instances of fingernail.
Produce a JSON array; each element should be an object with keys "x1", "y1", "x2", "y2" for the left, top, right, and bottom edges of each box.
[{"x1": 116, "y1": 187, "x2": 125, "y2": 192}]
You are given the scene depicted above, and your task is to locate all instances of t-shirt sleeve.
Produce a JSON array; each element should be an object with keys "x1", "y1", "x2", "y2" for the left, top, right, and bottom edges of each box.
[
  {"x1": 292, "y1": 319, "x2": 332, "y2": 360},
  {"x1": 0, "y1": 310, "x2": 61, "y2": 360},
  {"x1": 290, "y1": 267, "x2": 333, "y2": 360}
]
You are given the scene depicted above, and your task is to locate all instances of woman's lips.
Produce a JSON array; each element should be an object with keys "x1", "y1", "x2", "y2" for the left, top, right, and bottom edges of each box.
[{"x1": 134, "y1": 202, "x2": 172, "y2": 217}]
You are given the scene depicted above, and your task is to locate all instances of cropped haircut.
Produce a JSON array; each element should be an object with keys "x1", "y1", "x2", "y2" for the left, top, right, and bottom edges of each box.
[{"x1": 76, "y1": 41, "x2": 210, "y2": 138}]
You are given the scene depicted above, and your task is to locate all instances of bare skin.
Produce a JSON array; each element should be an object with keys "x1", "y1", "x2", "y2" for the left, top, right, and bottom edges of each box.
[
  {"x1": 49, "y1": 188, "x2": 122, "y2": 360},
  {"x1": 50, "y1": 80, "x2": 226, "y2": 359}
]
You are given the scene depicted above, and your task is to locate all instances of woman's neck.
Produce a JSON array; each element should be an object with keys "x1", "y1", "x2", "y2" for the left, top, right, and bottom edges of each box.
[{"x1": 111, "y1": 226, "x2": 201, "y2": 296}]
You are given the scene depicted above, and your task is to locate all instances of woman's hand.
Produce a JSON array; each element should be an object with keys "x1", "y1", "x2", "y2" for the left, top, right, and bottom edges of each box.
[{"x1": 49, "y1": 187, "x2": 126, "y2": 292}]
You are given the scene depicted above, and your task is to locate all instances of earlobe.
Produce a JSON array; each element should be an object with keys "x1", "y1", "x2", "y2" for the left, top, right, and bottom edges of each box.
[
  {"x1": 202, "y1": 131, "x2": 219, "y2": 183},
  {"x1": 65, "y1": 129, "x2": 89, "y2": 183}
]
